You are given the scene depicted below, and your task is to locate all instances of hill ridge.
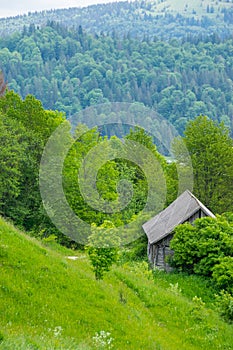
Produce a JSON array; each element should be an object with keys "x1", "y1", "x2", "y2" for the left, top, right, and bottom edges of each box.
[{"x1": 1, "y1": 0, "x2": 233, "y2": 39}]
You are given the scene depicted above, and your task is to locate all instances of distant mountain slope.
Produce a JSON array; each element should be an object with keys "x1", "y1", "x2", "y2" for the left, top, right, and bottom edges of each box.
[
  {"x1": 1, "y1": 23, "x2": 233, "y2": 134},
  {"x1": 1, "y1": 216, "x2": 233, "y2": 349},
  {"x1": 1, "y1": 0, "x2": 233, "y2": 39}
]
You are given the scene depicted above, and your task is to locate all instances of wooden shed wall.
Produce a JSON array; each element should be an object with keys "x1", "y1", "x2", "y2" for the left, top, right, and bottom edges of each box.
[{"x1": 148, "y1": 209, "x2": 208, "y2": 270}]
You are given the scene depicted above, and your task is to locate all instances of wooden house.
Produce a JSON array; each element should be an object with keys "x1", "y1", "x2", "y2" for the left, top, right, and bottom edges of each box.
[{"x1": 142, "y1": 190, "x2": 215, "y2": 270}]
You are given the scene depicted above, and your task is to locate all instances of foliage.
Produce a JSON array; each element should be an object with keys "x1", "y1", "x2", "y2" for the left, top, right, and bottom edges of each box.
[
  {"x1": 174, "y1": 116, "x2": 233, "y2": 213},
  {"x1": 120, "y1": 235, "x2": 148, "y2": 262},
  {"x1": 86, "y1": 221, "x2": 120, "y2": 280},
  {"x1": 0, "y1": 91, "x2": 64, "y2": 236},
  {"x1": 169, "y1": 282, "x2": 182, "y2": 296},
  {"x1": 190, "y1": 296, "x2": 209, "y2": 323},
  {"x1": 1, "y1": 0, "x2": 233, "y2": 40},
  {"x1": 120, "y1": 261, "x2": 153, "y2": 281},
  {"x1": 215, "y1": 290, "x2": 233, "y2": 323},
  {"x1": 1, "y1": 24, "x2": 233, "y2": 135},
  {"x1": 212, "y1": 257, "x2": 233, "y2": 293},
  {"x1": 0, "y1": 88, "x2": 175, "y2": 246},
  {"x1": 0, "y1": 113, "x2": 25, "y2": 214},
  {"x1": 170, "y1": 215, "x2": 233, "y2": 277}
]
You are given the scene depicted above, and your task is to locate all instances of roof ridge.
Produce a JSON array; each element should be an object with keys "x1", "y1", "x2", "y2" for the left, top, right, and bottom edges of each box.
[{"x1": 143, "y1": 189, "x2": 215, "y2": 244}]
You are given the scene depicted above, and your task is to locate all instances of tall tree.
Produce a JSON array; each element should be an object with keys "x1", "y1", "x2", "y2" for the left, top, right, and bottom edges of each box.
[
  {"x1": 0, "y1": 91, "x2": 64, "y2": 231},
  {"x1": 0, "y1": 114, "x2": 25, "y2": 217},
  {"x1": 179, "y1": 116, "x2": 233, "y2": 213}
]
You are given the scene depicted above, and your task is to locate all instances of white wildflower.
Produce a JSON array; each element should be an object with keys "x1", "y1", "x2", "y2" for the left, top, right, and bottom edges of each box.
[{"x1": 92, "y1": 330, "x2": 114, "y2": 349}]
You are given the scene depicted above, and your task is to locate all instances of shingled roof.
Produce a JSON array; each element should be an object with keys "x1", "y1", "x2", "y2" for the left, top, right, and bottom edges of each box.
[{"x1": 142, "y1": 190, "x2": 215, "y2": 245}]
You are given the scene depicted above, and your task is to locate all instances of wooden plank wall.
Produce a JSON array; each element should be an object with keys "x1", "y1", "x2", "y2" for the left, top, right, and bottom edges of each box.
[{"x1": 148, "y1": 209, "x2": 207, "y2": 270}]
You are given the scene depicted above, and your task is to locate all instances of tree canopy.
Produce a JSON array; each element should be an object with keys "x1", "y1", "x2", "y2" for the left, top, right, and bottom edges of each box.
[
  {"x1": 0, "y1": 90, "x2": 178, "y2": 246},
  {"x1": 1, "y1": 23, "x2": 233, "y2": 135},
  {"x1": 181, "y1": 116, "x2": 233, "y2": 214}
]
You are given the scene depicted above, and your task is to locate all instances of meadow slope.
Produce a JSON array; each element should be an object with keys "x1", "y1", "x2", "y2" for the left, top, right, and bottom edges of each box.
[{"x1": 0, "y1": 217, "x2": 232, "y2": 349}]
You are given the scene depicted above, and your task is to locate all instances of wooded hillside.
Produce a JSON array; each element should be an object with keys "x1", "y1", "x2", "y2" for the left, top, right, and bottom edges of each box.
[
  {"x1": 1, "y1": 23, "x2": 233, "y2": 134},
  {"x1": 1, "y1": 0, "x2": 233, "y2": 39}
]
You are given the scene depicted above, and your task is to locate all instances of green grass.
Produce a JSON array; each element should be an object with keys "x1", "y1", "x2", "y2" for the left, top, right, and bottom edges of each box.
[
  {"x1": 0, "y1": 217, "x2": 232, "y2": 349},
  {"x1": 150, "y1": 0, "x2": 233, "y2": 18},
  {"x1": 156, "y1": 0, "x2": 232, "y2": 16}
]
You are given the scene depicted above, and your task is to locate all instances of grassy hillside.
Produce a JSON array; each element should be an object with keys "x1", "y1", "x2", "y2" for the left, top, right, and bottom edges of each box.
[
  {"x1": 151, "y1": 0, "x2": 233, "y2": 16},
  {"x1": 0, "y1": 217, "x2": 232, "y2": 349}
]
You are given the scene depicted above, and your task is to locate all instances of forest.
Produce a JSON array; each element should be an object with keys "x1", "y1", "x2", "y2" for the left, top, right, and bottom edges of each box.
[
  {"x1": 1, "y1": 0, "x2": 233, "y2": 39},
  {"x1": 1, "y1": 22, "x2": 233, "y2": 135}
]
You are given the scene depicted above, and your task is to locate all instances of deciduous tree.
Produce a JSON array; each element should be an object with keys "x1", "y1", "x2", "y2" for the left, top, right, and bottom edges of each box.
[
  {"x1": 86, "y1": 221, "x2": 120, "y2": 280},
  {"x1": 175, "y1": 116, "x2": 233, "y2": 213}
]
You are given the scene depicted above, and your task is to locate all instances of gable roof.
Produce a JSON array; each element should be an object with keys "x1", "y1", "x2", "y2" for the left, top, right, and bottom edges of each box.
[{"x1": 142, "y1": 190, "x2": 215, "y2": 245}]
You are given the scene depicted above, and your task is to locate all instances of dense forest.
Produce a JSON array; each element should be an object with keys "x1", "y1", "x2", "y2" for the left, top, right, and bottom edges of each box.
[
  {"x1": 0, "y1": 86, "x2": 177, "y2": 244},
  {"x1": 1, "y1": 0, "x2": 233, "y2": 39},
  {"x1": 1, "y1": 22, "x2": 233, "y2": 135}
]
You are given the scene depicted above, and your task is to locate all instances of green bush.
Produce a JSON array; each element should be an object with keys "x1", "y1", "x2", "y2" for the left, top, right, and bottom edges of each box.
[
  {"x1": 86, "y1": 221, "x2": 120, "y2": 280},
  {"x1": 215, "y1": 290, "x2": 233, "y2": 323},
  {"x1": 170, "y1": 215, "x2": 233, "y2": 278},
  {"x1": 212, "y1": 256, "x2": 233, "y2": 293}
]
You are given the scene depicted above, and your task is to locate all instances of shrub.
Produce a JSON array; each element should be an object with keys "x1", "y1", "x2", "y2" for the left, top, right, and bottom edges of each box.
[
  {"x1": 169, "y1": 282, "x2": 182, "y2": 295},
  {"x1": 170, "y1": 215, "x2": 233, "y2": 277},
  {"x1": 86, "y1": 221, "x2": 120, "y2": 280},
  {"x1": 212, "y1": 256, "x2": 233, "y2": 293},
  {"x1": 215, "y1": 290, "x2": 233, "y2": 323},
  {"x1": 190, "y1": 296, "x2": 209, "y2": 323}
]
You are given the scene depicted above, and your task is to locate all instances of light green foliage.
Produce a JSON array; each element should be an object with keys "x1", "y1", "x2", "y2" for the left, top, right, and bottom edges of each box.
[
  {"x1": 62, "y1": 126, "x2": 103, "y2": 228},
  {"x1": 121, "y1": 261, "x2": 153, "y2": 280},
  {"x1": 180, "y1": 115, "x2": 233, "y2": 214},
  {"x1": 170, "y1": 215, "x2": 233, "y2": 278},
  {"x1": 0, "y1": 91, "x2": 64, "y2": 235},
  {"x1": 63, "y1": 125, "x2": 173, "y2": 246},
  {"x1": 190, "y1": 296, "x2": 209, "y2": 323},
  {"x1": 0, "y1": 114, "x2": 25, "y2": 214},
  {"x1": 215, "y1": 290, "x2": 233, "y2": 323},
  {"x1": 123, "y1": 126, "x2": 177, "y2": 210},
  {"x1": 169, "y1": 282, "x2": 182, "y2": 296},
  {"x1": 96, "y1": 160, "x2": 119, "y2": 202},
  {"x1": 0, "y1": 90, "x2": 173, "y2": 246},
  {"x1": 212, "y1": 257, "x2": 233, "y2": 293},
  {"x1": 86, "y1": 221, "x2": 120, "y2": 280}
]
